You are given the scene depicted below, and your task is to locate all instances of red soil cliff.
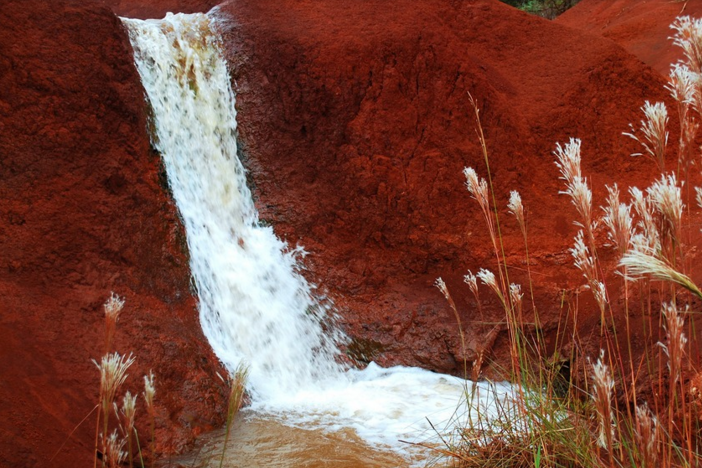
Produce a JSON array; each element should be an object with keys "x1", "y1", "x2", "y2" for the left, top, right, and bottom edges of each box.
[
  {"x1": 0, "y1": 1, "x2": 227, "y2": 466},
  {"x1": 557, "y1": 0, "x2": 702, "y2": 75},
  {"x1": 217, "y1": 0, "x2": 684, "y2": 374}
]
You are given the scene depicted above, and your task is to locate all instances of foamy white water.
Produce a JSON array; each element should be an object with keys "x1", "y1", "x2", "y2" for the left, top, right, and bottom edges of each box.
[{"x1": 123, "y1": 12, "x2": 512, "y2": 460}]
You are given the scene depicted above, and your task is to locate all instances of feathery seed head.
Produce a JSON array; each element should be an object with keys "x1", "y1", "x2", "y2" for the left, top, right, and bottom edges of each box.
[
  {"x1": 507, "y1": 191, "x2": 525, "y2": 232},
  {"x1": 590, "y1": 350, "x2": 615, "y2": 450},
  {"x1": 555, "y1": 140, "x2": 593, "y2": 232},
  {"x1": 647, "y1": 173, "x2": 683, "y2": 244},
  {"x1": 144, "y1": 370, "x2": 156, "y2": 413},
  {"x1": 629, "y1": 187, "x2": 660, "y2": 252},
  {"x1": 660, "y1": 303, "x2": 688, "y2": 387},
  {"x1": 93, "y1": 352, "x2": 135, "y2": 409},
  {"x1": 634, "y1": 402, "x2": 659, "y2": 466},
  {"x1": 509, "y1": 283, "x2": 523, "y2": 313},
  {"x1": 477, "y1": 268, "x2": 503, "y2": 301},
  {"x1": 463, "y1": 271, "x2": 479, "y2": 297},
  {"x1": 623, "y1": 101, "x2": 669, "y2": 170},
  {"x1": 105, "y1": 429, "x2": 127, "y2": 468},
  {"x1": 696, "y1": 186, "x2": 702, "y2": 211},
  {"x1": 570, "y1": 230, "x2": 598, "y2": 286},
  {"x1": 593, "y1": 281, "x2": 608, "y2": 314},
  {"x1": 667, "y1": 64, "x2": 700, "y2": 162},
  {"x1": 672, "y1": 16, "x2": 702, "y2": 73},
  {"x1": 463, "y1": 167, "x2": 490, "y2": 214},
  {"x1": 554, "y1": 138, "x2": 582, "y2": 184},
  {"x1": 435, "y1": 277, "x2": 450, "y2": 302},
  {"x1": 104, "y1": 292, "x2": 125, "y2": 322},
  {"x1": 620, "y1": 247, "x2": 702, "y2": 298},
  {"x1": 120, "y1": 391, "x2": 137, "y2": 432},
  {"x1": 602, "y1": 184, "x2": 633, "y2": 257},
  {"x1": 476, "y1": 268, "x2": 497, "y2": 290},
  {"x1": 668, "y1": 63, "x2": 698, "y2": 105}
]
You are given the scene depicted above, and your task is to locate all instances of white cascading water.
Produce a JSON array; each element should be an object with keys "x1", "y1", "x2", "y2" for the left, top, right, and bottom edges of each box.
[{"x1": 122, "y1": 12, "x2": 512, "y2": 461}]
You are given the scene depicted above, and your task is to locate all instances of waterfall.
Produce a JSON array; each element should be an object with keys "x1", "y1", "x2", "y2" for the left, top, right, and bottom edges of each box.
[
  {"x1": 122, "y1": 13, "x2": 344, "y2": 400},
  {"x1": 122, "y1": 12, "x2": 511, "y2": 458}
]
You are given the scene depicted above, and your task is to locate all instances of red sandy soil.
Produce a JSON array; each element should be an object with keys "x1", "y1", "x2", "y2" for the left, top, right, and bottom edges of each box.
[
  {"x1": 557, "y1": 0, "x2": 702, "y2": 75},
  {"x1": 217, "y1": 0, "x2": 701, "y2": 377},
  {"x1": 0, "y1": 1, "x2": 228, "y2": 466}
]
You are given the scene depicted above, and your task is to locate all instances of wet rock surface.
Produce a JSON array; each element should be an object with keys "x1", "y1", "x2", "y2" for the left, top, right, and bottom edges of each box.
[
  {"x1": 0, "y1": 1, "x2": 227, "y2": 466},
  {"x1": 217, "y1": 0, "x2": 674, "y2": 375}
]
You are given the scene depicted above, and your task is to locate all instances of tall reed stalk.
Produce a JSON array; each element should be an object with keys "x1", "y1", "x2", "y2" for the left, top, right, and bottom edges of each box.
[{"x1": 434, "y1": 14, "x2": 702, "y2": 467}]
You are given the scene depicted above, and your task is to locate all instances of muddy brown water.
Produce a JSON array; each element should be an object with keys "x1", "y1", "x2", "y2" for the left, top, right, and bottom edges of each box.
[{"x1": 169, "y1": 412, "x2": 446, "y2": 468}]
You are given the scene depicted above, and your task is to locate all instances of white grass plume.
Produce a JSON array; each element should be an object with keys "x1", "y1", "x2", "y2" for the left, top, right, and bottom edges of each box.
[
  {"x1": 464, "y1": 271, "x2": 479, "y2": 298},
  {"x1": 103, "y1": 292, "x2": 125, "y2": 353},
  {"x1": 555, "y1": 139, "x2": 594, "y2": 236},
  {"x1": 94, "y1": 352, "x2": 135, "y2": 413},
  {"x1": 590, "y1": 350, "x2": 615, "y2": 451},
  {"x1": 647, "y1": 173, "x2": 683, "y2": 246},
  {"x1": 507, "y1": 190, "x2": 525, "y2": 235},
  {"x1": 634, "y1": 403, "x2": 659, "y2": 467},
  {"x1": 601, "y1": 184, "x2": 633, "y2": 258},
  {"x1": 667, "y1": 64, "x2": 699, "y2": 163},
  {"x1": 143, "y1": 370, "x2": 156, "y2": 415},
  {"x1": 659, "y1": 303, "x2": 688, "y2": 388},
  {"x1": 464, "y1": 167, "x2": 490, "y2": 218},
  {"x1": 570, "y1": 231, "x2": 598, "y2": 286},
  {"x1": 620, "y1": 247, "x2": 702, "y2": 298},
  {"x1": 477, "y1": 268, "x2": 505, "y2": 305},
  {"x1": 672, "y1": 16, "x2": 702, "y2": 74},
  {"x1": 623, "y1": 101, "x2": 669, "y2": 170},
  {"x1": 104, "y1": 429, "x2": 127, "y2": 468},
  {"x1": 629, "y1": 187, "x2": 661, "y2": 253}
]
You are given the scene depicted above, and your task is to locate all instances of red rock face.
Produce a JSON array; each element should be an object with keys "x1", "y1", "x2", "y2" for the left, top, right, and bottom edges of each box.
[
  {"x1": 2, "y1": 0, "x2": 699, "y2": 464},
  {"x1": 0, "y1": 0, "x2": 227, "y2": 466},
  {"x1": 557, "y1": 0, "x2": 702, "y2": 75},
  {"x1": 96, "y1": 0, "x2": 221, "y2": 19},
  {"x1": 217, "y1": 0, "x2": 677, "y2": 375}
]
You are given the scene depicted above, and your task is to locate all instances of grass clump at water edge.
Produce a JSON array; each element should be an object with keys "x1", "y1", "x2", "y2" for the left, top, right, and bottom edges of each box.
[{"x1": 433, "y1": 15, "x2": 702, "y2": 468}]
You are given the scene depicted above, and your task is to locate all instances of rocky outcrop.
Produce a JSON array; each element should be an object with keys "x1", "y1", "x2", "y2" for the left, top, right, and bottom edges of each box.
[
  {"x1": 557, "y1": 0, "x2": 702, "y2": 75},
  {"x1": 217, "y1": 0, "x2": 675, "y2": 374},
  {"x1": 0, "y1": 1, "x2": 227, "y2": 466}
]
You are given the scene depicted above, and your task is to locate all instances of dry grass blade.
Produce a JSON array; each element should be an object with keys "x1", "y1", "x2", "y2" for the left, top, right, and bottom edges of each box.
[{"x1": 620, "y1": 248, "x2": 702, "y2": 299}]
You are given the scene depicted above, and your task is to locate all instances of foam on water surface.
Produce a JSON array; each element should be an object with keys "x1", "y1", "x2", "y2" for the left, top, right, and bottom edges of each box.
[{"x1": 122, "y1": 12, "x2": 512, "y2": 461}]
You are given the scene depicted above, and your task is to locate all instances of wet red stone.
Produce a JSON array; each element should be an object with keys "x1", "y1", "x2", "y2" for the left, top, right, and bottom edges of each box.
[
  {"x1": 0, "y1": 1, "x2": 227, "y2": 466},
  {"x1": 217, "y1": 0, "x2": 679, "y2": 376}
]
